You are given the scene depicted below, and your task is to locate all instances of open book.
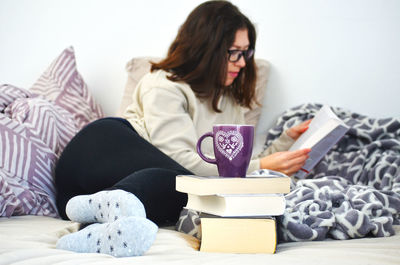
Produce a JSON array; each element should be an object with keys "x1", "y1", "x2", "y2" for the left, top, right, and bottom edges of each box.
[{"x1": 289, "y1": 105, "x2": 349, "y2": 178}]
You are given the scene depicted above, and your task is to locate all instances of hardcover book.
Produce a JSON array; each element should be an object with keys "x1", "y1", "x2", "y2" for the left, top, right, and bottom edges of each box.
[
  {"x1": 186, "y1": 193, "x2": 285, "y2": 217},
  {"x1": 200, "y1": 216, "x2": 277, "y2": 254},
  {"x1": 175, "y1": 174, "x2": 291, "y2": 196}
]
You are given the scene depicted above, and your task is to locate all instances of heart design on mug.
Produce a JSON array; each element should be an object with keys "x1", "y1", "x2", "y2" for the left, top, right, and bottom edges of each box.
[{"x1": 215, "y1": 130, "x2": 244, "y2": 161}]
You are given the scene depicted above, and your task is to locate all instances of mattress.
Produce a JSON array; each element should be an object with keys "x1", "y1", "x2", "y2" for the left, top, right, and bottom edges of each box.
[{"x1": 0, "y1": 216, "x2": 399, "y2": 265}]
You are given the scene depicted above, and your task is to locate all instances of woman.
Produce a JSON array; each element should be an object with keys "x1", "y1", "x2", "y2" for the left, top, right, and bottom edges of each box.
[{"x1": 55, "y1": 0, "x2": 310, "y2": 257}]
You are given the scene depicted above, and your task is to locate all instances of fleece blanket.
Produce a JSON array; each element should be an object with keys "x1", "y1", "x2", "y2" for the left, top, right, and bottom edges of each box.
[
  {"x1": 265, "y1": 103, "x2": 400, "y2": 241},
  {"x1": 176, "y1": 103, "x2": 400, "y2": 242}
]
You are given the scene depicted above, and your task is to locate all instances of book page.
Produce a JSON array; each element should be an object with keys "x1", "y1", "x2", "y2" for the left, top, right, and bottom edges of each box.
[
  {"x1": 289, "y1": 105, "x2": 348, "y2": 151},
  {"x1": 290, "y1": 119, "x2": 339, "y2": 149}
]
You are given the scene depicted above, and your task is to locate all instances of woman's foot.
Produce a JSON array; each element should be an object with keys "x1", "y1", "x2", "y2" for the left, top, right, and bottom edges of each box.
[
  {"x1": 56, "y1": 216, "x2": 158, "y2": 257},
  {"x1": 66, "y1": 190, "x2": 146, "y2": 223}
]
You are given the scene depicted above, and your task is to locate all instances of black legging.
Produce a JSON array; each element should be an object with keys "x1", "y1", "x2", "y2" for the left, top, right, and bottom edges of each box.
[{"x1": 55, "y1": 117, "x2": 192, "y2": 226}]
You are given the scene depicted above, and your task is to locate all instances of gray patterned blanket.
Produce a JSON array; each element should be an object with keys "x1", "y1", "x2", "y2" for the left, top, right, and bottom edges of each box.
[
  {"x1": 264, "y1": 103, "x2": 400, "y2": 241},
  {"x1": 176, "y1": 103, "x2": 400, "y2": 242}
]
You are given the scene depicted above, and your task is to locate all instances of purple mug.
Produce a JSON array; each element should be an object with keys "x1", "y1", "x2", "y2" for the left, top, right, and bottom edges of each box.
[{"x1": 197, "y1": 124, "x2": 254, "y2": 178}]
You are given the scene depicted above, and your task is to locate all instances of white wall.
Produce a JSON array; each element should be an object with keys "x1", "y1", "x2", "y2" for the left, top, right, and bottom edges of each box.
[{"x1": 1, "y1": 0, "x2": 399, "y2": 137}]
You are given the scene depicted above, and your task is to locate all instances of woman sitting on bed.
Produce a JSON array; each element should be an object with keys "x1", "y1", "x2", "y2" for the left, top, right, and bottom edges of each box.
[{"x1": 55, "y1": 0, "x2": 310, "y2": 257}]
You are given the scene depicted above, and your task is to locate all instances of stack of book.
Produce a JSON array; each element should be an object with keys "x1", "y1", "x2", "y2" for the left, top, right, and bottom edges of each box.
[{"x1": 175, "y1": 174, "x2": 291, "y2": 254}]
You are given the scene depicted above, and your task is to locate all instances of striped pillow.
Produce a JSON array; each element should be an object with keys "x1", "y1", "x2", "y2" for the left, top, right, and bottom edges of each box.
[
  {"x1": 31, "y1": 46, "x2": 103, "y2": 129},
  {"x1": 0, "y1": 47, "x2": 103, "y2": 217}
]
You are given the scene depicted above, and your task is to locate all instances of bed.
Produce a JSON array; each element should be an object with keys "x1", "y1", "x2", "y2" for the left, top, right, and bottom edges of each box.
[
  {"x1": 0, "y1": 215, "x2": 399, "y2": 265},
  {"x1": 1, "y1": 47, "x2": 399, "y2": 265}
]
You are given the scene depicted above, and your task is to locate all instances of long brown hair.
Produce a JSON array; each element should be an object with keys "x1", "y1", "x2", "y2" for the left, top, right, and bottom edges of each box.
[{"x1": 151, "y1": 0, "x2": 257, "y2": 112}]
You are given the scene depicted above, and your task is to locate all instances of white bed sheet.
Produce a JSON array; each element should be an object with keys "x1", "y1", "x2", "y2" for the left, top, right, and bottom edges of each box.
[{"x1": 0, "y1": 215, "x2": 399, "y2": 265}]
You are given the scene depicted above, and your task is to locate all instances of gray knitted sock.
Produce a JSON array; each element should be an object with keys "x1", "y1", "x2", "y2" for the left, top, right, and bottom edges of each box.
[
  {"x1": 56, "y1": 216, "x2": 158, "y2": 257},
  {"x1": 66, "y1": 189, "x2": 146, "y2": 223}
]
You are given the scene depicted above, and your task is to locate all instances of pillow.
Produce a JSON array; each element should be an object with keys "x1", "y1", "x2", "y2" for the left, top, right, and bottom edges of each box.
[
  {"x1": 0, "y1": 47, "x2": 104, "y2": 217},
  {"x1": 117, "y1": 57, "x2": 270, "y2": 127},
  {"x1": 31, "y1": 46, "x2": 104, "y2": 129},
  {"x1": 117, "y1": 57, "x2": 160, "y2": 116}
]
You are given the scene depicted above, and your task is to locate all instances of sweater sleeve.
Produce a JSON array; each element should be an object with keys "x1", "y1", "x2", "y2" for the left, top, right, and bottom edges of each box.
[
  {"x1": 140, "y1": 84, "x2": 220, "y2": 176},
  {"x1": 257, "y1": 131, "x2": 295, "y2": 157},
  {"x1": 246, "y1": 131, "x2": 295, "y2": 174}
]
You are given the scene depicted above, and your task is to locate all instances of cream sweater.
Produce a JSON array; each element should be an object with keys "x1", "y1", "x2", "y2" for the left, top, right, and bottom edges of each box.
[{"x1": 123, "y1": 70, "x2": 294, "y2": 176}]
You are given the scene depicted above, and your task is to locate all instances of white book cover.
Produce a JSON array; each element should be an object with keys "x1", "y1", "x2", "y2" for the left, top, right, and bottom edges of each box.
[
  {"x1": 175, "y1": 174, "x2": 291, "y2": 195},
  {"x1": 185, "y1": 193, "x2": 286, "y2": 217}
]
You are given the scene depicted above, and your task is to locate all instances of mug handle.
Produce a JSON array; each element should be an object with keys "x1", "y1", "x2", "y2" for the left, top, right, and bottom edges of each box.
[{"x1": 196, "y1": 132, "x2": 217, "y2": 164}]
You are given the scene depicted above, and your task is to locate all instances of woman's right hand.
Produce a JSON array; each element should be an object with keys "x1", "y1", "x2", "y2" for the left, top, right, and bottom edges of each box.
[{"x1": 260, "y1": 148, "x2": 311, "y2": 176}]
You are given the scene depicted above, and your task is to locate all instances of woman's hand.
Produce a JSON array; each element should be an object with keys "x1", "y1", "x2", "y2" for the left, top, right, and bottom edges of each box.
[
  {"x1": 260, "y1": 148, "x2": 311, "y2": 176},
  {"x1": 286, "y1": 119, "x2": 312, "y2": 140}
]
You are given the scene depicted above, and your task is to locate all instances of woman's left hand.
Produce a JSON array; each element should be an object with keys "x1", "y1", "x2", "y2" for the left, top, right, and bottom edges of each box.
[{"x1": 286, "y1": 119, "x2": 312, "y2": 140}]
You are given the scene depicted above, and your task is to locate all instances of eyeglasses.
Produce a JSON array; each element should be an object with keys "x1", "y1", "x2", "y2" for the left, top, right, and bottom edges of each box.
[{"x1": 227, "y1": 49, "x2": 254, "y2": 62}]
